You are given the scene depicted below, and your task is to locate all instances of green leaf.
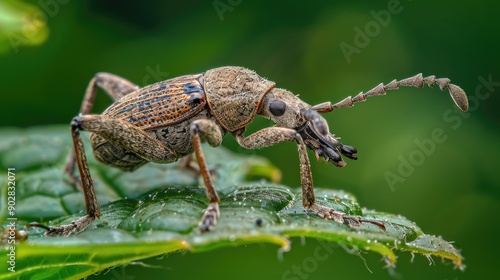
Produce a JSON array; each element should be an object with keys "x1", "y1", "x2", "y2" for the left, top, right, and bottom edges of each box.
[{"x1": 0, "y1": 126, "x2": 463, "y2": 279}]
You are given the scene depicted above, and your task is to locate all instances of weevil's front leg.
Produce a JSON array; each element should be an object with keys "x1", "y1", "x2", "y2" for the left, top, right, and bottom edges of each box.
[
  {"x1": 294, "y1": 136, "x2": 343, "y2": 221},
  {"x1": 65, "y1": 73, "x2": 139, "y2": 185},
  {"x1": 235, "y1": 127, "x2": 299, "y2": 148},
  {"x1": 296, "y1": 136, "x2": 386, "y2": 230},
  {"x1": 189, "y1": 119, "x2": 224, "y2": 232},
  {"x1": 235, "y1": 127, "x2": 319, "y2": 213},
  {"x1": 236, "y1": 127, "x2": 385, "y2": 230}
]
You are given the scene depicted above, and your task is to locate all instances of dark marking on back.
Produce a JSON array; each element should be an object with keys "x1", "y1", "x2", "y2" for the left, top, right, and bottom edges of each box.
[
  {"x1": 188, "y1": 93, "x2": 204, "y2": 105},
  {"x1": 158, "y1": 83, "x2": 166, "y2": 91},
  {"x1": 183, "y1": 83, "x2": 202, "y2": 94}
]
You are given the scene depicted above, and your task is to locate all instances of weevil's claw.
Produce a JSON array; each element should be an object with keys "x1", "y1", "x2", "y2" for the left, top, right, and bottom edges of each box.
[
  {"x1": 342, "y1": 216, "x2": 386, "y2": 231},
  {"x1": 310, "y1": 204, "x2": 386, "y2": 231},
  {"x1": 199, "y1": 202, "x2": 220, "y2": 233},
  {"x1": 310, "y1": 204, "x2": 345, "y2": 223},
  {"x1": 359, "y1": 218, "x2": 386, "y2": 231},
  {"x1": 26, "y1": 222, "x2": 52, "y2": 231},
  {"x1": 26, "y1": 222, "x2": 74, "y2": 237},
  {"x1": 27, "y1": 215, "x2": 96, "y2": 237}
]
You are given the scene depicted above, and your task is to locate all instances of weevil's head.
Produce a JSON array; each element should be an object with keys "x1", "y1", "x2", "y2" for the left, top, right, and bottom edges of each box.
[
  {"x1": 259, "y1": 88, "x2": 310, "y2": 129},
  {"x1": 259, "y1": 88, "x2": 357, "y2": 167}
]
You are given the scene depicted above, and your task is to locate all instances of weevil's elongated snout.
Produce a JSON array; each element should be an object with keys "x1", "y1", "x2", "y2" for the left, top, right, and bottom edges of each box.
[{"x1": 297, "y1": 111, "x2": 357, "y2": 167}]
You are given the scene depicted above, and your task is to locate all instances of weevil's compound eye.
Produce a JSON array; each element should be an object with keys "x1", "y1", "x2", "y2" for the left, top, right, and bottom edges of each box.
[{"x1": 269, "y1": 100, "x2": 286, "y2": 116}]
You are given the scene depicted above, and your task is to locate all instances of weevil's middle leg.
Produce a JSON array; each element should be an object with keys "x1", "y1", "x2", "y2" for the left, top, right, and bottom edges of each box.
[
  {"x1": 65, "y1": 73, "x2": 139, "y2": 186},
  {"x1": 189, "y1": 119, "x2": 224, "y2": 232}
]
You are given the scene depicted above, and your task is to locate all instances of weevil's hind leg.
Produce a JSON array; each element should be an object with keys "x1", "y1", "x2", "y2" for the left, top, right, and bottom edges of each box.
[
  {"x1": 296, "y1": 135, "x2": 386, "y2": 231},
  {"x1": 78, "y1": 72, "x2": 139, "y2": 114},
  {"x1": 314, "y1": 74, "x2": 469, "y2": 113},
  {"x1": 65, "y1": 73, "x2": 139, "y2": 186},
  {"x1": 189, "y1": 119, "x2": 224, "y2": 232},
  {"x1": 34, "y1": 114, "x2": 179, "y2": 237},
  {"x1": 179, "y1": 154, "x2": 196, "y2": 172},
  {"x1": 36, "y1": 121, "x2": 102, "y2": 237},
  {"x1": 179, "y1": 154, "x2": 206, "y2": 177}
]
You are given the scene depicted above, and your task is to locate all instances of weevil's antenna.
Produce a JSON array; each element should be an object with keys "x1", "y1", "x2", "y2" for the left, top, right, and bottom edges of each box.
[{"x1": 311, "y1": 74, "x2": 469, "y2": 112}]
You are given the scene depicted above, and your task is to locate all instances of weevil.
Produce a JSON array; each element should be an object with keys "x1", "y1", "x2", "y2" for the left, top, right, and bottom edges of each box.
[{"x1": 32, "y1": 66, "x2": 468, "y2": 236}]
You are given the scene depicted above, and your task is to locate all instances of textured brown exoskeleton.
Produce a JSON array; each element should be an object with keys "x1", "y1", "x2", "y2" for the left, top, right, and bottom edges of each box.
[{"x1": 34, "y1": 66, "x2": 469, "y2": 237}]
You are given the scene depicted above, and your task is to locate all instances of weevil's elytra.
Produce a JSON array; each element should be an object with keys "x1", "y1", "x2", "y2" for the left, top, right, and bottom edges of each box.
[
  {"x1": 104, "y1": 74, "x2": 207, "y2": 131},
  {"x1": 32, "y1": 66, "x2": 469, "y2": 237}
]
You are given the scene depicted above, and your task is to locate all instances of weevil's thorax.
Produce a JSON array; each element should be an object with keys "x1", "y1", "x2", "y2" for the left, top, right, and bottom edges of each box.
[
  {"x1": 203, "y1": 66, "x2": 275, "y2": 131},
  {"x1": 259, "y1": 88, "x2": 311, "y2": 129}
]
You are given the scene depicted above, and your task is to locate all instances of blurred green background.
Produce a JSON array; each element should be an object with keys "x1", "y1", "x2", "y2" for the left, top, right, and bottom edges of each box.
[{"x1": 1, "y1": 0, "x2": 499, "y2": 279}]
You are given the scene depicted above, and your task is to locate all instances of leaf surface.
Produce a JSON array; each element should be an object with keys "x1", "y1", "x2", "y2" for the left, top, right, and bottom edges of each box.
[{"x1": 0, "y1": 126, "x2": 463, "y2": 279}]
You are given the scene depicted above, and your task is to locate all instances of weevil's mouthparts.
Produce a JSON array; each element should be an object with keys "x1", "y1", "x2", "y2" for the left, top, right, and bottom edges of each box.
[
  {"x1": 297, "y1": 122, "x2": 357, "y2": 167},
  {"x1": 339, "y1": 144, "x2": 357, "y2": 160}
]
